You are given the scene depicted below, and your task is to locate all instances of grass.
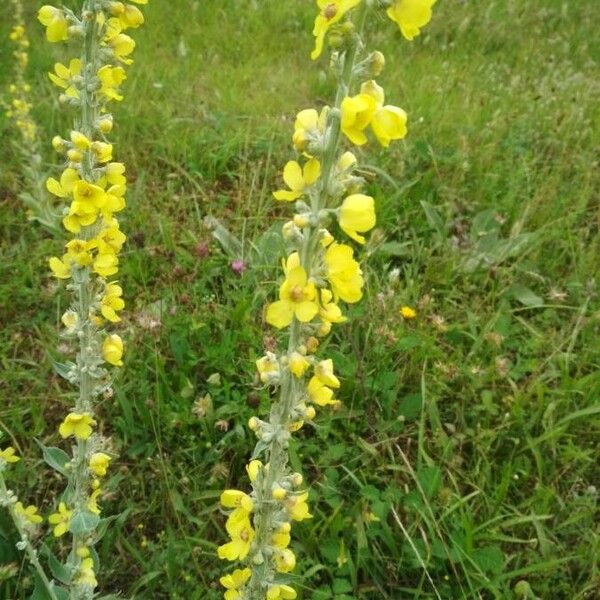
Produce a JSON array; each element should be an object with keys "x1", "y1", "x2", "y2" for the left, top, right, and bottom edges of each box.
[{"x1": 1, "y1": 0, "x2": 599, "y2": 598}]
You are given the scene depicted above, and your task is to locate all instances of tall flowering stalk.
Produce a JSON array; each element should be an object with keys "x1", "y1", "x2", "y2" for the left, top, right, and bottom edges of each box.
[
  {"x1": 217, "y1": 1, "x2": 436, "y2": 599},
  {"x1": 1, "y1": 2, "x2": 146, "y2": 599},
  {"x1": 5, "y1": 0, "x2": 59, "y2": 231}
]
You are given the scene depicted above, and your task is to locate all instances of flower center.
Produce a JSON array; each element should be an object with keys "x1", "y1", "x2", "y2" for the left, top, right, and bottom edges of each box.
[
  {"x1": 324, "y1": 3, "x2": 337, "y2": 20},
  {"x1": 290, "y1": 286, "x2": 304, "y2": 301}
]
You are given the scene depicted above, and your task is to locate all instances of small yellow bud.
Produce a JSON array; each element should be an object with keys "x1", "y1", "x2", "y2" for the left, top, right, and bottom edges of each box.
[
  {"x1": 400, "y1": 306, "x2": 417, "y2": 319},
  {"x1": 272, "y1": 487, "x2": 287, "y2": 501},
  {"x1": 52, "y1": 135, "x2": 65, "y2": 152},
  {"x1": 370, "y1": 51, "x2": 386, "y2": 77},
  {"x1": 291, "y1": 473, "x2": 303, "y2": 487},
  {"x1": 278, "y1": 522, "x2": 292, "y2": 534},
  {"x1": 248, "y1": 416, "x2": 259, "y2": 431},
  {"x1": 67, "y1": 149, "x2": 82, "y2": 162},
  {"x1": 98, "y1": 116, "x2": 113, "y2": 134},
  {"x1": 306, "y1": 337, "x2": 319, "y2": 353},
  {"x1": 304, "y1": 406, "x2": 316, "y2": 420},
  {"x1": 293, "y1": 214, "x2": 310, "y2": 228}
]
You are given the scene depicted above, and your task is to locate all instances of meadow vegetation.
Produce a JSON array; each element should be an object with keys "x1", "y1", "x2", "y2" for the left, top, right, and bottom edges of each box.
[{"x1": 0, "y1": 1, "x2": 598, "y2": 598}]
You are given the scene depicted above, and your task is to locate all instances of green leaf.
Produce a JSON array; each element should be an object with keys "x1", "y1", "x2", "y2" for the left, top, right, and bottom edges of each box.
[
  {"x1": 69, "y1": 510, "x2": 100, "y2": 536},
  {"x1": 50, "y1": 360, "x2": 75, "y2": 382},
  {"x1": 506, "y1": 284, "x2": 543, "y2": 307},
  {"x1": 332, "y1": 578, "x2": 353, "y2": 594},
  {"x1": 398, "y1": 393, "x2": 423, "y2": 420},
  {"x1": 417, "y1": 465, "x2": 442, "y2": 499},
  {"x1": 377, "y1": 241, "x2": 411, "y2": 257},
  {"x1": 29, "y1": 573, "x2": 68, "y2": 600},
  {"x1": 472, "y1": 545, "x2": 505, "y2": 575},
  {"x1": 420, "y1": 200, "x2": 445, "y2": 234},
  {"x1": 35, "y1": 441, "x2": 70, "y2": 477},
  {"x1": 41, "y1": 545, "x2": 72, "y2": 585}
]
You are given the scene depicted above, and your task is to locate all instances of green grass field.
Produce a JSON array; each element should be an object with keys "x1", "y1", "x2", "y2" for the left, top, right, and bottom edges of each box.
[{"x1": 1, "y1": 1, "x2": 599, "y2": 598}]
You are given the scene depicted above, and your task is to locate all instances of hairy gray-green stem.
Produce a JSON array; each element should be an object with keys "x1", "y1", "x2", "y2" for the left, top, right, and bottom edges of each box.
[
  {"x1": 0, "y1": 471, "x2": 59, "y2": 600},
  {"x1": 68, "y1": 3, "x2": 102, "y2": 598},
  {"x1": 245, "y1": 6, "x2": 370, "y2": 598}
]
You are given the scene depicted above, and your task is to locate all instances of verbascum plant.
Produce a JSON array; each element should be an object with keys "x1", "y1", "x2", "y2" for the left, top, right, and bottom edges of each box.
[
  {"x1": 5, "y1": 0, "x2": 59, "y2": 232},
  {"x1": 217, "y1": 1, "x2": 436, "y2": 599},
  {"x1": 1, "y1": 2, "x2": 146, "y2": 599}
]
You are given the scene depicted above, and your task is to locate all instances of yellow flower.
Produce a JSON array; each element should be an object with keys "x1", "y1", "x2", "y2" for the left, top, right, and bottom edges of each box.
[
  {"x1": 256, "y1": 353, "x2": 280, "y2": 384},
  {"x1": 102, "y1": 334, "x2": 124, "y2": 367},
  {"x1": 217, "y1": 508, "x2": 255, "y2": 561},
  {"x1": 288, "y1": 352, "x2": 310, "y2": 378},
  {"x1": 220, "y1": 490, "x2": 254, "y2": 513},
  {"x1": 360, "y1": 80, "x2": 407, "y2": 147},
  {"x1": 49, "y1": 256, "x2": 71, "y2": 279},
  {"x1": 0, "y1": 446, "x2": 20, "y2": 463},
  {"x1": 339, "y1": 193, "x2": 376, "y2": 244},
  {"x1": 400, "y1": 305, "x2": 417, "y2": 319},
  {"x1": 313, "y1": 359, "x2": 340, "y2": 388},
  {"x1": 272, "y1": 522, "x2": 291, "y2": 549},
  {"x1": 324, "y1": 242, "x2": 364, "y2": 303},
  {"x1": 273, "y1": 158, "x2": 321, "y2": 202},
  {"x1": 274, "y1": 548, "x2": 296, "y2": 573},
  {"x1": 14, "y1": 502, "x2": 43, "y2": 525},
  {"x1": 119, "y1": 4, "x2": 145, "y2": 29},
  {"x1": 311, "y1": 0, "x2": 362, "y2": 60},
  {"x1": 95, "y1": 220, "x2": 127, "y2": 254},
  {"x1": 103, "y1": 162, "x2": 127, "y2": 186},
  {"x1": 61, "y1": 310, "x2": 78, "y2": 331},
  {"x1": 59, "y1": 413, "x2": 96, "y2": 440},
  {"x1": 38, "y1": 6, "x2": 68, "y2": 43},
  {"x1": 341, "y1": 93, "x2": 377, "y2": 145},
  {"x1": 93, "y1": 252, "x2": 119, "y2": 278},
  {"x1": 65, "y1": 239, "x2": 94, "y2": 266},
  {"x1": 48, "y1": 59, "x2": 81, "y2": 98},
  {"x1": 105, "y1": 23, "x2": 136, "y2": 64},
  {"x1": 267, "y1": 585, "x2": 297, "y2": 600},
  {"x1": 97, "y1": 65, "x2": 127, "y2": 101},
  {"x1": 48, "y1": 502, "x2": 72, "y2": 537},
  {"x1": 101, "y1": 283, "x2": 125, "y2": 322},
  {"x1": 89, "y1": 452, "x2": 111, "y2": 477},
  {"x1": 387, "y1": 0, "x2": 436, "y2": 41},
  {"x1": 46, "y1": 168, "x2": 80, "y2": 198},
  {"x1": 308, "y1": 376, "x2": 336, "y2": 406},
  {"x1": 292, "y1": 107, "x2": 328, "y2": 152},
  {"x1": 63, "y1": 180, "x2": 106, "y2": 233},
  {"x1": 286, "y1": 492, "x2": 312, "y2": 521},
  {"x1": 266, "y1": 254, "x2": 319, "y2": 329},
  {"x1": 87, "y1": 489, "x2": 101, "y2": 515},
  {"x1": 91, "y1": 141, "x2": 113, "y2": 163},
  {"x1": 245, "y1": 460, "x2": 263, "y2": 483},
  {"x1": 70, "y1": 130, "x2": 91, "y2": 150},
  {"x1": 74, "y1": 557, "x2": 97, "y2": 588},
  {"x1": 318, "y1": 289, "x2": 346, "y2": 325},
  {"x1": 219, "y1": 567, "x2": 252, "y2": 600}
]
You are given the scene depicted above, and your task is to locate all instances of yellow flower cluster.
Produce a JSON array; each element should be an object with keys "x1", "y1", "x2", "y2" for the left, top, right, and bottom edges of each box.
[
  {"x1": 38, "y1": 0, "x2": 146, "y2": 594},
  {"x1": 219, "y1": 1, "x2": 436, "y2": 598},
  {"x1": 4, "y1": 0, "x2": 62, "y2": 231},
  {"x1": 5, "y1": 9, "x2": 37, "y2": 145}
]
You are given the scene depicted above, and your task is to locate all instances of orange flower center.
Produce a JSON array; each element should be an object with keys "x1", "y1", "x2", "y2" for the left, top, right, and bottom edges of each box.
[
  {"x1": 289, "y1": 286, "x2": 304, "y2": 301},
  {"x1": 324, "y1": 3, "x2": 337, "y2": 20}
]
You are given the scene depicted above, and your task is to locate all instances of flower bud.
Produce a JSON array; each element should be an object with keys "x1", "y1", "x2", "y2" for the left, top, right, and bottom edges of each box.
[
  {"x1": 272, "y1": 487, "x2": 287, "y2": 501},
  {"x1": 67, "y1": 149, "x2": 82, "y2": 162},
  {"x1": 98, "y1": 115, "x2": 113, "y2": 134},
  {"x1": 304, "y1": 406, "x2": 316, "y2": 420},
  {"x1": 369, "y1": 51, "x2": 386, "y2": 77},
  {"x1": 52, "y1": 135, "x2": 65, "y2": 153}
]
